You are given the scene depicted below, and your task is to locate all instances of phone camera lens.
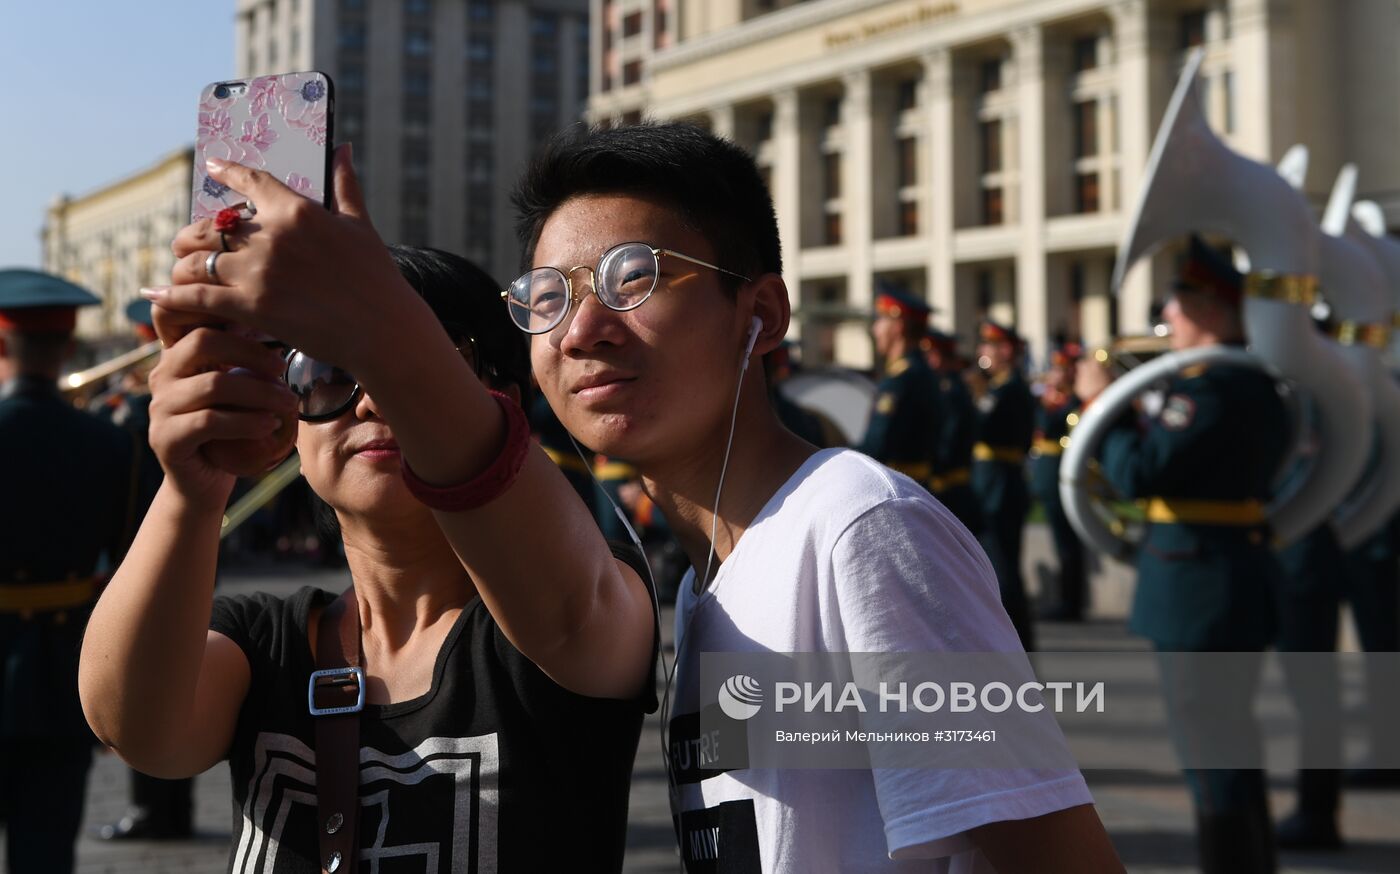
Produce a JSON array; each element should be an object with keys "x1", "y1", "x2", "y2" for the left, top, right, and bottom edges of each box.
[{"x1": 213, "y1": 83, "x2": 230, "y2": 99}]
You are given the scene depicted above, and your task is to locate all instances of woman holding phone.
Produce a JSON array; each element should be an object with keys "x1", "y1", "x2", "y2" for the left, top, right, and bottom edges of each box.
[{"x1": 78, "y1": 148, "x2": 658, "y2": 872}]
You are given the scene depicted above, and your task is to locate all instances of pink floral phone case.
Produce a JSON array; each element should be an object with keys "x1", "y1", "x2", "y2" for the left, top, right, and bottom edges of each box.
[{"x1": 192, "y1": 72, "x2": 334, "y2": 220}]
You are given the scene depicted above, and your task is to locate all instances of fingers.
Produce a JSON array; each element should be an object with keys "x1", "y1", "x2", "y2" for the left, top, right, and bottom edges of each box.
[
  {"x1": 205, "y1": 158, "x2": 292, "y2": 210},
  {"x1": 153, "y1": 368, "x2": 299, "y2": 418},
  {"x1": 151, "y1": 327, "x2": 288, "y2": 383},
  {"x1": 141, "y1": 281, "x2": 252, "y2": 325},
  {"x1": 172, "y1": 219, "x2": 217, "y2": 259},
  {"x1": 171, "y1": 218, "x2": 260, "y2": 260},
  {"x1": 151, "y1": 407, "x2": 286, "y2": 461},
  {"x1": 328, "y1": 143, "x2": 368, "y2": 220},
  {"x1": 147, "y1": 298, "x2": 224, "y2": 349},
  {"x1": 170, "y1": 248, "x2": 245, "y2": 288}
]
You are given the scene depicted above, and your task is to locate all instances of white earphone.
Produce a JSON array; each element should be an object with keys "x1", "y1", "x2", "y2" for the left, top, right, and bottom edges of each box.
[{"x1": 742, "y1": 315, "x2": 763, "y2": 368}]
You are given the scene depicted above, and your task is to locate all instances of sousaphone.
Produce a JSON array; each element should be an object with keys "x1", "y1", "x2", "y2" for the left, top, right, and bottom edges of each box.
[
  {"x1": 1059, "y1": 50, "x2": 1369, "y2": 559},
  {"x1": 1312, "y1": 165, "x2": 1400, "y2": 549}
]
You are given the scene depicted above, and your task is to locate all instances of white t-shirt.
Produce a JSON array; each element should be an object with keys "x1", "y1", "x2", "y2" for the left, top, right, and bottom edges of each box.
[{"x1": 669, "y1": 448, "x2": 1093, "y2": 873}]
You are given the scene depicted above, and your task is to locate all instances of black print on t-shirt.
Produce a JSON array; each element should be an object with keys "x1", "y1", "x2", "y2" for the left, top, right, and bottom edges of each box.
[
  {"x1": 231, "y1": 731, "x2": 500, "y2": 874},
  {"x1": 674, "y1": 799, "x2": 761, "y2": 874}
]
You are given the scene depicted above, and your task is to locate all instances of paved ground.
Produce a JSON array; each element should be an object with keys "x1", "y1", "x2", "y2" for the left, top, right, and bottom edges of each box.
[{"x1": 6, "y1": 525, "x2": 1397, "y2": 873}]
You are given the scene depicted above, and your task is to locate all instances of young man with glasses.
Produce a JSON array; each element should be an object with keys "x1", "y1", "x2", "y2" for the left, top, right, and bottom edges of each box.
[{"x1": 510, "y1": 122, "x2": 1122, "y2": 873}]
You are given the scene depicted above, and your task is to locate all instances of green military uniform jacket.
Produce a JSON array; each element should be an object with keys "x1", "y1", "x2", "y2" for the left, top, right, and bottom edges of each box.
[
  {"x1": 1097, "y1": 360, "x2": 1290, "y2": 650},
  {"x1": 859, "y1": 351, "x2": 941, "y2": 483},
  {"x1": 1030, "y1": 393, "x2": 1079, "y2": 505},
  {"x1": 0, "y1": 376, "x2": 133, "y2": 738},
  {"x1": 971, "y1": 370, "x2": 1035, "y2": 523}
]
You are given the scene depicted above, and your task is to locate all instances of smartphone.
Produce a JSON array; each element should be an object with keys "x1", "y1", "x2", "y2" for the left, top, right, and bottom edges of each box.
[{"x1": 192, "y1": 71, "x2": 335, "y2": 220}]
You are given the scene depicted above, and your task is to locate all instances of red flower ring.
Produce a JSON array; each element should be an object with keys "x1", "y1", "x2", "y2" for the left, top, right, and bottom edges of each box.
[{"x1": 214, "y1": 208, "x2": 242, "y2": 232}]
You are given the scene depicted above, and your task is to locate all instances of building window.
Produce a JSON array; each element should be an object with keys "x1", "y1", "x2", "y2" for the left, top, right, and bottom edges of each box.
[
  {"x1": 655, "y1": 6, "x2": 668, "y2": 48},
  {"x1": 1074, "y1": 100, "x2": 1098, "y2": 158},
  {"x1": 1179, "y1": 9, "x2": 1207, "y2": 49},
  {"x1": 758, "y1": 164, "x2": 772, "y2": 195},
  {"x1": 823, "y1": 95, "x2": 842, "y2": 128},
  {"x1": 622, "y1": 110, "x2": 643, "y2": 125},
  {"x1": 467, "y1": 32, "x2": 492, "y2": 62},
  {"x1": 980, "y1": 119, "x2": 1002, "y2": 173},
  {"x1": 405, "y1": 0, "x2": 431, "y2": 15},
  {"x1": 1072, "y1": 35, "x2": 1098, "y2": 72},
  {"x1": 976, "y1": 269, "x2": 993, "y2": 312},
  {"x1": 339, "y1": 24, "x2": 366, "y2": 50},
  {"x1": 755, "y1": 111, "x2": 774, "y2": 142},
  {"x1": 405, "y1": 69, "x2": 430, "y2": 96},
  {"x1": 823, "y1": 152, "x2": 841, "y2": 199},
  {"x1": 897, "y1": 137, "x2": 917, "y2": 188},
  {"x1": 824, "y1": 212, "x2": 843, "y2": 246},
  {"x1": 623, "y1": 10, "x2": 643, "y2": 38},
  {"x1": 982, "y1": 187, "x2": 1004, "y2": 225},
  {"x1": 405, "y1": 28, "x2": 431, "y2": 56},
  {"x1": 899, "y1": 201, "x2": 919, "y2": 237},
  {"x1": 980, "y1": 57, "x2": 1003, "y2": 94},
  {"x1": 622, "y1": 60, "x2": 641, "y2": 86},
  {"x1": 1075, "y1": 172, "x2": 1100, "y2": 213},
  {"x1": 896, "y1": 77, "x2": 918, "y2": 112},
  {"x1": 469, "y1": 0, "x2": 493, "y2": 21},
  {"x1": 531, "y1": 11, "x2": 558, "y2": 38}
]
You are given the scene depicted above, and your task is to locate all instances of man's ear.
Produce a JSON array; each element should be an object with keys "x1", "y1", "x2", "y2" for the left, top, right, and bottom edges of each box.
[{"x1": 747, "y1": 273, "x2": 793, "y2": 358}]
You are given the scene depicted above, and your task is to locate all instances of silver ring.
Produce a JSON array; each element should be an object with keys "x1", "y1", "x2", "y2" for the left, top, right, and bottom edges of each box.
[{"x1": 205, "y1": 250, "x2": 222, "y2": 283}]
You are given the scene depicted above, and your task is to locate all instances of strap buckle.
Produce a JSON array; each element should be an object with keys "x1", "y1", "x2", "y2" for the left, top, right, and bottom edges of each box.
[{"x1": 308, "y1": 667, "x2": 366, "y2": 716}]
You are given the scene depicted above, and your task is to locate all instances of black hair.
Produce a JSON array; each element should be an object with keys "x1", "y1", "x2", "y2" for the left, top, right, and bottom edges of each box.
[
  {"x1": 385, "y1": 244, "x2": 530, "y2": 403},
  {"x1": 311, "y1": 245, "x2": 528, "y2": 542},
  {"x1": 512, "y1": 122, "x2": 782, "y2": 286}
]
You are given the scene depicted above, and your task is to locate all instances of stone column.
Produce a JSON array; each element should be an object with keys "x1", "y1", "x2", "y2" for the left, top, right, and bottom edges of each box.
[
  {"x1": 842, "y1": 70, "x2": 874, "y2": 316},
  {"x1": 773, "y1": 89, "x2": 803, "y2": 331},
  {"x1": 1011, "y1": 25, "x2": 1049, "y2": 363},
  {"x1": 923, "y1": 48, "x2": 957, "y2": 330},
  {"x1": 1110, "y1": 0, "x2": 1155, "y2": 334}
]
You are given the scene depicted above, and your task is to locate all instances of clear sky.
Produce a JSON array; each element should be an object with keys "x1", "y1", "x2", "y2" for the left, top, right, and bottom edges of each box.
[{"x1": 0, "y1": 1, "x2": 236, "y2": 269}]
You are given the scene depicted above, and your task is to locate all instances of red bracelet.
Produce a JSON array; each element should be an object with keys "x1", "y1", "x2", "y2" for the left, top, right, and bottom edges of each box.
[{"x1": 400, "y1": 390, "x2": 531, "y2": 511}]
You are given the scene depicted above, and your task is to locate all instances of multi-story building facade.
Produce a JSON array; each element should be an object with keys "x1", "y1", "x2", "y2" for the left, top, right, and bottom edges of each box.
[
  {"x1": 237, "y1": 0, "x2": 591, "y2": 285},
  {"x1": 41, "y1": 149, "x2": 193, "y2": 349},
  {"x1": 589, "y1": 0, "x2": 1400, "y2": 367}
]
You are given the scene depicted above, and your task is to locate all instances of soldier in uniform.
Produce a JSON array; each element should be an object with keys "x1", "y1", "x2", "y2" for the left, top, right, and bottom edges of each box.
[
  {"x1": 97, "y1": 299, "x2": 196, "y2": 842},
  {"x1": 1077, "y1": 237, "x2": 1290, "y2": 873},
  {"x1": 858, "y1": 288, "x2": 941, "y2": 489},
  {"x1": 0, "y1": 270, "x2": 135, "y2": 872},
  {"x1": 1032, "y1": 343, "x2": 1088, "y2": 621},
  {"x1": 970, "y1": 320, "x2": 1036, "y2": 651},
  {"x1": 922, "y1": 328, "x2": 982, "y2": 534}
]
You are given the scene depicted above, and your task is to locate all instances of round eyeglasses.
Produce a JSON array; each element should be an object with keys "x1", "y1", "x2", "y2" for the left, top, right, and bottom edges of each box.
[
  {"x1": 283, "y1": 335, "x2": 482, "y2": 422},
  {"x1": 502, "y1": 241, "x2": 751, "y2": 335}
]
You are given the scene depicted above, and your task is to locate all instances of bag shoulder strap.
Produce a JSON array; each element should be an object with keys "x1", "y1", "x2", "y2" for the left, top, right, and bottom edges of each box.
[{"x1": 312, "y1": 587, "x2": 363, "y2": 874}]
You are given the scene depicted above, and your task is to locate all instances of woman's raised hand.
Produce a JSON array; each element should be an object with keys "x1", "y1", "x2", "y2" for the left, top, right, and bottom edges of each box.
[
  {"x1": 151, "y1": 144, "x2": 428, "y2": 374},
  {"x1": 145, "y1": 318, "x2": 299, "y2": 505}
]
